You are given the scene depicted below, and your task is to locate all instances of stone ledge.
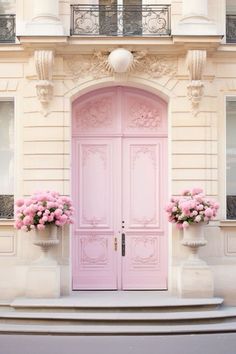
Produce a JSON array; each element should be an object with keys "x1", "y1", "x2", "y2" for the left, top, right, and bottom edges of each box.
[{"x1": 220, "y1": 220, "x2": 236, "y2": 228}]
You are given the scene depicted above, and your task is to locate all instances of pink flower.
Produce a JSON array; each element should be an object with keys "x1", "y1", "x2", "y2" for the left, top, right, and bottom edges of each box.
[
  {"x1": 14, "y1": 191, "x2": 74, "y2": 232},
  {"x1": 23, "y1": 216, "x2": 32, "y2": 226},
  {"x1": 15, "y1": 199, "x2": 25, "y2": 207},
  {"x1": 54, "y1": 209, "x2": 63, "y2": 217},
  {"x1": 166, "y1": 188, "x2": 219, "y2": 229},
  {"x1": 195, "y1": 215, "x2": 202, "y2": 223},
  {"x1": 205, "y1": 208, "x2": 213, "y2": 218}
]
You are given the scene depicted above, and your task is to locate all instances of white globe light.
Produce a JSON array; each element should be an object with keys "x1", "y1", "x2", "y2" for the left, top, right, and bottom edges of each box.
[{"x1": 108, "y1": 48, "x2": 134, "y2": 73}]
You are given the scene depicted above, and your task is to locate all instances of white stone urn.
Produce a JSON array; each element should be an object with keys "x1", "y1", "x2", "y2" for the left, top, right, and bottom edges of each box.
[
  {"x1": 181, "y1": 223, "x2": 207, "y2": 266},
  {"x1": 179, "y1": 222, "x2": 214, "y2": 298},
  {"x1": 33, "y1": 224, "x2": 59, "y2": 265}
]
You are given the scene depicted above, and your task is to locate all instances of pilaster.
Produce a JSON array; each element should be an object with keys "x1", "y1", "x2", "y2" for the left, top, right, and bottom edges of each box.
[
  {"x1": 173, "y1": 0, "x2": 218, "y2": 35},
  {"x1": 25, "y1": 0, "x2": 64, "y2": 36}
]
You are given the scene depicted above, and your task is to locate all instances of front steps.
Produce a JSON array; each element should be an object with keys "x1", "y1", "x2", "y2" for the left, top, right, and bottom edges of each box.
[{"x1": 0, "y1": 292, "x2": 236, "y2": 334}]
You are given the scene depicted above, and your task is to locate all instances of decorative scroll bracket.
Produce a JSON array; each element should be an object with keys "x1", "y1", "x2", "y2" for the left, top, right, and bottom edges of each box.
[
  {"x1": 34, "y1": 50, "x2": 54, "y2": 116},
  {"x1": 187, "y1": 50, "x2": 207, "y2": 116}
]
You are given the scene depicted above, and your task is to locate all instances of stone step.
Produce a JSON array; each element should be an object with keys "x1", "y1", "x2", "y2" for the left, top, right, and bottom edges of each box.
[
  {"x1": 0, "y1": 307, "x2": 236, "y2": 324},
  {"x1": 1, "y1": 321, "x2": 236, "y2": 335},
  {"x1": 0, "y1": 295, "x2": 234, "y2": 335},
  {"x1": 10, "y1": 295, "x2": 224, "y2": 312}
]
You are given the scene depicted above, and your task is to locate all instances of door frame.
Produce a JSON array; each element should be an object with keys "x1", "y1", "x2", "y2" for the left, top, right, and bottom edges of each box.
[{"x1": 70, "y1": 83, "x2": 172, "y2": 292}]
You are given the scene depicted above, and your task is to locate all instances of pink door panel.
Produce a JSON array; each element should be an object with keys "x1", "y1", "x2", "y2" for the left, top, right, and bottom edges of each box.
[
  {"x1": 122, "y1": 138, "x2": 168, "y2": 289},
  {"x1": 72, "y1": 86, "x2": 168, "y2": 290},
  {"x1": 72, "y1": 139, "x2": 117, "y2": 289}
]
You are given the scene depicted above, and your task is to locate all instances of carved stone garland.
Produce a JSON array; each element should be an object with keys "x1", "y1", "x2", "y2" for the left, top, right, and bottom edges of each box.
[
  {"x1": 187, "y1": 50, "x2": 206, "y2": 116},
  {"x1": 34, "y1": 50, "x2": 54, "y2": 114}
]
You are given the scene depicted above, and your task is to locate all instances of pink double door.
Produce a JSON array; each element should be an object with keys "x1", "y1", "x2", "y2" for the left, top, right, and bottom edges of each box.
[{"x1": 72, "y1": 87, "x2": 168, "y2": 290}]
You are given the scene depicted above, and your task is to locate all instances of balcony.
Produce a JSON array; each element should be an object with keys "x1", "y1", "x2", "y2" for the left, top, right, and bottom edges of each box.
[
  {"x1": 0, "y1": 14, "x2": 15, "y2": 43},
  {"x1": 70, "y1": 4, "x2": 171, "y2": 37},
  {"x1": 226, "y1": 14, "x2": 236, "y2": 43}
]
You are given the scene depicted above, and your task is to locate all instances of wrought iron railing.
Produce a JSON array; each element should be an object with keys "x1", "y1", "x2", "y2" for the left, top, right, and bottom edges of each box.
[
  {"x1": 70, "y1": 4, "x2": 171, "y2": 36},
  {"x1": 0, "y1": 14, "x2": 15, "y2": 43},
  {"x1": 0, "y1": 195, "x2": 14, "y2": 219},
  {"x1": 226, "y1": 14, "x2": 236, "y2": 43}
]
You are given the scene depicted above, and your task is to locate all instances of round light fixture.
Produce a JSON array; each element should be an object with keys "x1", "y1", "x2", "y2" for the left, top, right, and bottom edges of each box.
[{"x1": 108, "y1": 48, "x2": 134, "y2": 73}]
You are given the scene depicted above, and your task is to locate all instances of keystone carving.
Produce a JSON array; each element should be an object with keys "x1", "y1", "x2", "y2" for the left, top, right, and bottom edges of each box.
[
  {"x1": 34, "y1": 50, "x2": 54, "y2": 114},
  {"x1": 187, "y1": 50, "x2": 206, "y2": 115}
]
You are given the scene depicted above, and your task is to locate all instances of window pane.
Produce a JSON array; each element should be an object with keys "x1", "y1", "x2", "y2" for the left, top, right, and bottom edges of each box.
[
  {"x1": 123, "y1": 0, "x2": 142, "y2": 36},
  {"x1": 226, "y1": 98, "x2": 236, "y2": 219},
  {"x1": 99, "y1": 0, "x2": 118, "y2": 36},
  {"x1": 0, "y1": 100, "x2": 14, "y2": 219}
]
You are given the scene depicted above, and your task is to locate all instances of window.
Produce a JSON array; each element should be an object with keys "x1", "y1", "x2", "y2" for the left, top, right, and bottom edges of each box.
[
  {"x1": 226, "y1": 98, "x2": 236, "y2": 219},
  {"x1": 226, "y1": 0, "x2": 236, "y2": 43},
  {"x1": 0, "y1": 100, "x2": 14, "y2": 219},
  {"x1": 99, "y1": 0, "x2": 142, "y2": 36}
]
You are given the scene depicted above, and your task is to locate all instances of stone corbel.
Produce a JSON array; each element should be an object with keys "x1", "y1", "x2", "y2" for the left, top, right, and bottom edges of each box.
[
  {"x1": 187, "y1": 50, "x2": 206, "y2": 116},
  {"x1": 34, "y1": 50, "x2": 54, "y2": 115}
]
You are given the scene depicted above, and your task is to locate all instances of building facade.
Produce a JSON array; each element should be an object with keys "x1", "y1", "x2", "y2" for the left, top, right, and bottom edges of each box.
[{"x1": 0, "y1": 0, "x2": 236, "y2": 304}]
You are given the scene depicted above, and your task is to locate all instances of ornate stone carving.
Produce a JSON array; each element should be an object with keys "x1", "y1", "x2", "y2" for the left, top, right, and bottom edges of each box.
[
  {"x1": 34, "y1": 50, "x2": 54, "y2": 113},
  {"x1": 128, "y1": 101, "x2": 161, "y2": 129},
  {"x1": 187, "y1": 81, "x2": 204, "y2": 112},
  {"x1": 66, "y1": 52, "x2": 111, "y2": 81},
  {"x1": 187, "y1": 50, "x2": 207, "y2": 115},
  {"x1": 132, "y1": 51, "x2": 177, "y2": 78},
  {"x1": 77, "y1": 98, "x2": 112, "y2": 128},
  {"x1": 66, "y1": 51, "x2": 177, "y2": 81}
]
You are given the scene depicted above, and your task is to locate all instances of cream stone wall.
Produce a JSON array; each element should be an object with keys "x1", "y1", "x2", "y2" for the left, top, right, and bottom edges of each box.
[{"x1": 1, "y1": 0, "x2": 236, "y2": 303}]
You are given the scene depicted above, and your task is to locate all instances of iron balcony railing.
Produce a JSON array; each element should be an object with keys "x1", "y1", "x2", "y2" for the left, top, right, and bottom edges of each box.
[
  {"x1": 226, "y1": 14, "x2": 236, "y2": 43},
  {"x1": 70, "y1": 4, "x2": 171, "y2": 37},
  {"x1": 0, "y1": 195, "x2": 14, "y2": 219},
  {"x1": 0, "y1": 14, "x2": 15, "y2": 43}
]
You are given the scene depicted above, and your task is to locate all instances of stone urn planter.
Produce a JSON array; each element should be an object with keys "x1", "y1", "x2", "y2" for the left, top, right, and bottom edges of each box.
[
  {"x1": 166, "y1": 188, "x2": 219, "y2": 298},
  {"x1": 181, "y1": 222, "x2": 207, "y2": 266},
  {"x1": 33, "y1": 224, "x2": 59, "y2": 265},
  {"x1": 14, "y1": 191, "x2": 74, "y2": 298}
]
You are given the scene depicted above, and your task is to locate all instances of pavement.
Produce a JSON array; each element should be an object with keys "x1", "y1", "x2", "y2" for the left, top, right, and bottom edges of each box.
[{"x1": 0, "y1": 333, "x2": 236, "y2": 354}]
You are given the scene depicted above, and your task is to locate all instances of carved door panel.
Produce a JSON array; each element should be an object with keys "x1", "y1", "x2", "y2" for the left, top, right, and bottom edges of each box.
[
  {"x1": 122, "y1": 138, "x2": 168, "y2": 289},
  {"x1": 72, "y1": 138, "x2": 120, "y2": 289}
]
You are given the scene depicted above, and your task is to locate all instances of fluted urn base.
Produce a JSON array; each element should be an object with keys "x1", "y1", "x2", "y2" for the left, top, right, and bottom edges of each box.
[
  {"x1": 33, "y1": 224, "x2": 59, "y2": 266},
  {"x1": 178, "y1": 223, "x2": 214, "y2": 298},
  {"x1": 26, "y1": 224, "x2": 60, "y2": 298}
]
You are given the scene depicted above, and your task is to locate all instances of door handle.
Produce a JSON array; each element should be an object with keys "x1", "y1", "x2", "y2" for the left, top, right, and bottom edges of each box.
[{"x1": 122, "y1": 233, "x2": 125, "y2": 257}]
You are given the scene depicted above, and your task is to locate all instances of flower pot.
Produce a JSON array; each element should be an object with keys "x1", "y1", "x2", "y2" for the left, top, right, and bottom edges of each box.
[
  {"x1": 33, "y1": 224, "x2": 59, "y2": 265},
  {"x1": 181, "y1": 223, "x2": 207, "y2": 266}
]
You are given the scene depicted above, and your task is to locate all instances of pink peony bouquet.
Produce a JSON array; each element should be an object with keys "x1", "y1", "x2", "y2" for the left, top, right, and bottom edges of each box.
[
  {"x1": 166, "y1": 188, "x2": 219, "y2": 230},
  {"x1": 14, "y1": 191, "x2": 74, "y2": 232}
]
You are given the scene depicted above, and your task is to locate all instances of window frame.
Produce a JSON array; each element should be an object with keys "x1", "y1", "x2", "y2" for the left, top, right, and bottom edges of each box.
[{"x1": 0, "y1": 97, "x2": 15, "y2": 220}]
